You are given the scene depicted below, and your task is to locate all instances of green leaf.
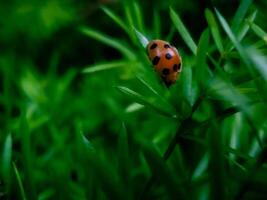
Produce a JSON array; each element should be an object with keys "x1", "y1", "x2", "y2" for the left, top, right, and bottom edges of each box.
[
  {"x1": 225, "y1": 10, "x2": 257, "y2": 54},
  {"x1": 2, "y1": 134, "x2": 12, "y2": 180},
  {"x1": 153, "y1": 9, "x2": 161, "y2": 38},
  {"x1": 13, "y1": 162, "x2": 27, "y2": 200},
  {"x1": 196, "y1": 29, "x2": 211, "y2": 88},
  {"x1": 80, "y1": 132, "x2": 94, "y2": 153},
  {"x1": 125, "y1": 102, "x2": 144, "y2": 113},
  {"x1": 87, "y1": 154, "x2": 125, "y2": 200},
  {"x1": 237, "y1": 10, "x2": 257, "y2": 41},
  {"x1": 116, "y1": 86, "x2": 176, "y2": 118},
  {"x1": 181, "y1": 67, "x2": 199, "y2": 107},
  {"x1": 38, "y1": 189, "x2": 55, "y2": 200},
  {"x1": 231, "y1": 0, "x2": 253, "y2": 33},
  {"x1": 205, "y1": 9, "x2": 224, "y2": 53},
  {"x1": 124, "y1": 3, "x2": 136, "y2": 43},
  {"x1": 215, "y1": 9, "x2": 267, "y2": 102},
  {"x1": 207, "y1": 123, "x2": 226, "y2": 200},
  {"x1": 249, "y1": 21, "x2": 267, "y2": 44},
  {"x1": 246, "y1": 48, "x2": 267, "y2": 82},
  {"x1": 141, "y1": 141, "x2": 186, "y2": 199},
  {"x1": 20, "y1": 115, "x2": 37, "y2": 200},
  {"x1": 82, "y1": 60, "x2": 130, "y2": 74},
  {"x1": 170, "y1": 8, "x2": 197, "y2": 55},
  {"x1": 117, "y1": 123, "x2": 131, "y2": 198},
  {"x1": 192, "y1": 153, "x2": 209, "y2": 181},
  {"x1": 80, "y1": 26, "x2": 135, "y2": 59},
  {"x1": 133, "y1": 28, "x2": 149, "y2": 48},
  {"x1": 136, "y1": 75, "x2": 160, "y2": 96},
  {"x1": 133, "y1": 2, "x2": 144, "y2": 33},
  {"x1": 101, "y1": 6, "x2": 129, "y2": 35}
]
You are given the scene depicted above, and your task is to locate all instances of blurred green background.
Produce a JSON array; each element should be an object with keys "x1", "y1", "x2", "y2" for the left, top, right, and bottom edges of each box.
[{"x1": 1, "y1": 0, "x2": 267, "y2": 199}]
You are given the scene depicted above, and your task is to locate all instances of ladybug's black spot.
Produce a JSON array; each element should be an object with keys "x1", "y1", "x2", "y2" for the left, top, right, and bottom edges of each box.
[
  {"x1": 173, "y1": 64, "x2": 178, "y2": 72},
  {"x1": 150, "y1": 43, "x2": 158, "y2": 50},
  {"x1": 162, "y1": 68, "x2": 170, "y2": 75},
  {"x1": 164, "y1": 44, "x2": 170, "y2": 48},
  {"x1": 152, "y1": 56, "x2": 160, "y2": 65},
  {"x1": 165, "y1": 53, "x2": 172, "y2": 60}
]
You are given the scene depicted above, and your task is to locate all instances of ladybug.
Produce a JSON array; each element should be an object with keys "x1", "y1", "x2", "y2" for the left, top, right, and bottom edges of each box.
[{"x1": 146, "y1": 39, "x2": 182, "y2": 87}]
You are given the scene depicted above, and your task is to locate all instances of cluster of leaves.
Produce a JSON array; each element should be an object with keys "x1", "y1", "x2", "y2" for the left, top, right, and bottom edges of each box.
[{"x1": 1, "y1": 0, "x2": 267, "y2": 199}]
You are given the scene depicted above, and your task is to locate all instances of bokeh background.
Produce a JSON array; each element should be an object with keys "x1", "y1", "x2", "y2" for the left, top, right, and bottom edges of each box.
[{"x1": 1, "y1": 0, "x2": 267, "y2": 199}]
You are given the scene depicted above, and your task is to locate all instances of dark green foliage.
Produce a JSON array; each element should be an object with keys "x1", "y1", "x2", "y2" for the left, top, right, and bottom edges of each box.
[{"x1": 1, "y1": 0, "x2": 267, "y2": 199}]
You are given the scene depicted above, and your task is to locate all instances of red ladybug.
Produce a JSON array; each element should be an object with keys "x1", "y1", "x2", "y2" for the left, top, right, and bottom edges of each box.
[{"x1": 147, "y1": 39, "x2": 182, "y2": 87}]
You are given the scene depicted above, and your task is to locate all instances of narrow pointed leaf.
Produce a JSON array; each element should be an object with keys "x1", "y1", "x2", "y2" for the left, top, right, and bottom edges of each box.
[
  {"x1": 2, "y1": 134, "x2": 12, "y2": 179},
  {"x1": 196, "y1": 29, "x2": 211, "y2": 88},
  {"x1": 82, "y1": 60, "x2": 129, "y2": 74},
  {"x1": 205, "y1": 9, "x2": 224, "y2": 53},
  {"x1": 116, "y1": 86, "x2": 176, "y2": 118},
  {"x1": 231, "y1": 0, "x2": 253, "y2": 32},
  {"x1": 13, "y1": 162, "x2": 27, "y2": 200},
  {"x1": 133, "y1": 2, "x2": 144, "y2": 33},
  {"x1": 237, "y1": 10, "x2": 257, "y2": 41},
  {"x1": 80, "y1": 26, "x2": 135, "y2": 59},
  {"x1": 134, "y1": 28, "x2": 149, "y2": 48},
  {"x1": 208, "y1": 123, "x2": 226, "y2": 200},
  {"x1": 141, "y1": 142, "x2": 186, "y2": 199},
  {"x1": 215, "y1": 9, "x2": 267, "y2": 102},
  {"x1": 153, "y1": 9, "x2": 161, "y2": 38},
  {"x1": 249, "y1": 21, "x2": 267, "y2": 43},
  {"x1": 101, "y1": 6, "x2": 129, "y2": 34},
  {"x1": 117, "y1": 122, "x2": 131, "y2": 198},
  {"x1": 170, "y1": 8, "x2": 197, "y2": 55}
]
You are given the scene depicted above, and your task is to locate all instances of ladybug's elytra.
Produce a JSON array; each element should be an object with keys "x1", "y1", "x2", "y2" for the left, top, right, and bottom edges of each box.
[{"x1": 146, "y1": 39, "x2": 182, "y2": 87}]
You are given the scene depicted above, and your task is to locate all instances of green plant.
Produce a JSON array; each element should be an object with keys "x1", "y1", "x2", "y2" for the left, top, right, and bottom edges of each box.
[{"x1": 1, "y1": 0, "x2": 267, "y2": 199}]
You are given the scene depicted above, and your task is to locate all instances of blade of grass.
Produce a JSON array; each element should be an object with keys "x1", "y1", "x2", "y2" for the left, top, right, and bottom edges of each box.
[
  {"x1": 192, "y1": 153, "x2": 209, "y2": 181},
  {"x1": 205, "y1": 9, "x2": 224, "y2": 53},
  {"x1": 246, "y1": 48, "x2": 267, "y2": 83},
  {"x1": 124, "y1": 4, "x2": 137, "y2": 44},
  {"x1": 181, "y1": 67, "x2": 198, "y2": 107},
  {"x1": 196, "y1": 29, "x2": 211, "y2": 89},
  {"x1": 207, "y1": 123, "x2": 225, "y2": 200},
  {"x1": 101, "y1": 6, "x2": 129, "y2": 35},
  {"x1": 234, "y1": 146, "x2": 267, "y2": 199},
  {"x1": 136, "y1": 75, "x2": 179, "y2": 118},
  {"x1": 86, "y1": 154, "x2": 125, "y2": 200},
  {"x1": 238, "y1": 10, "x2": 257, "y2": 41},
  {"x1": 165, "y1": 26, "x2": 176, "y2": 42},
  {"x1": 170, "y1": 8, "x2": 197, "y2": 55},
  {"x1": 248, "y1": 21, "x2": 267, "y2": 44},
  {"x1": 153, "y1": 9, "x2": 161, "y2": 38},
  {"x1": 116, "y1": 86, "x2": 176, "y2": 118},
  {"x1": 231, "y1": 0, "x2": 253, "y2": 33},
  {"x1": 215, "y1": 9, "x2": 267, "y2": 103},
  {"x1": 117, "y1": 123, "x2": 131, "y2": 199},
  {"x1": 79, "y1": 27, "x2": 135, "y2": 59},
  {"x1": 2, "y1": 134, "x2": 12, "y2": 180},
  {"x1": 20, "y1": 115, "x2": 37, "y2": 200},
  {"x1": 136, "y1": 75, "x2": 160, "y2": 97},
  {"x1": 82, "y1": 60, "x2": 130, "y2": 74},
  {"x1": 224, "y1": 0, "x2": 253, "y2": 51},
  {"x1": 133, "y1": 28, "x2": 149, "y2": 48},
  {"x1": 140, "y1": 141, "x2": 186, "y2": 199},
  {"x1": 141, "y1": 105, "x2": 240, "y2": 199},
  {"x1": 13, "y1": 162, "x2": 27, "y2": 200},
  {"x1": 133, "y1": 2, "x2": 144, "y2": 33},
  {"x1": 125, "y1": 102, "x2": 144, "y2": 113},
  {"x1": 226, "y1": 10, "x2": 257, "y2": 55}
]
